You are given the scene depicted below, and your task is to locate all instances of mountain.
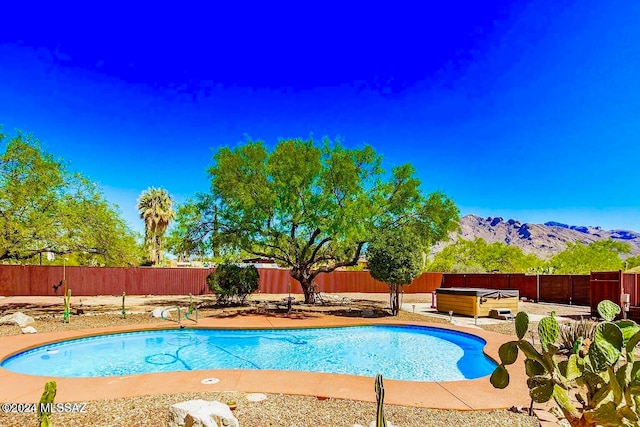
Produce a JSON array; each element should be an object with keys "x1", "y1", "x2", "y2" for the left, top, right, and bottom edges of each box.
[{"x1": 433, "y1": 214, "x2": 640, "y2": 259}]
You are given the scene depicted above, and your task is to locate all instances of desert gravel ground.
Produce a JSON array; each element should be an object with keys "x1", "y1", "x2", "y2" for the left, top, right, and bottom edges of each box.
[
  {"x1": 0, "y1": 392, "x2": 538, "y2": 427},
  {"x1": 0, "y1": 293, "x2": 589, "y2": 426}
]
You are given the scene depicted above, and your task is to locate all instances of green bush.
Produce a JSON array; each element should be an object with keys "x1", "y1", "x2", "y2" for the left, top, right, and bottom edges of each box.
[{"x1": 206, "y1": 262, "x2": 259, "y2": 305}]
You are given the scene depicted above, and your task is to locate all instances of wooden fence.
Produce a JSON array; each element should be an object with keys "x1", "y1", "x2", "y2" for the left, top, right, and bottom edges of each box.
[
  {"x1": 440, "y1": 273, "x2": 590, "y2": 305},
  {"x1": 539, "y1": 275, "x2": 591, "y2": 306},
  {"x1": 0, "y1": 265, "x2": 443, "y2": 296},
  {"x1": 3, "y1": 265, "x2": 638, "y2": 319},
  {"x1": 441, "y1": 273, "x2": 537, "y2": 300},
  {"x1": 590, "y1": 271, "x2": 640, "y2": 321}
]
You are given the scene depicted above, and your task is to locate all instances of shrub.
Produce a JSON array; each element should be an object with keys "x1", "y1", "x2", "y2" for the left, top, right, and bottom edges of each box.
[
  {"x1": 206, "y1": 263, "x2": 259, "y2": 305},
  {"x1": 558, "y1": 317, "x2": 597, "y2": 352}
]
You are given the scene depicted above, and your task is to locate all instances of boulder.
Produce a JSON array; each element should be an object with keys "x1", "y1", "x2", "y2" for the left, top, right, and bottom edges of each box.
[
  {"x1": 0, "y1": 312, "x2": 35, "y2": 328},
  {"x1": 21, "y1": 326, "x2": 37, "y2": 334},
  {"x1": 168, "y1": 400, "x2": 239, "y2": 427}
]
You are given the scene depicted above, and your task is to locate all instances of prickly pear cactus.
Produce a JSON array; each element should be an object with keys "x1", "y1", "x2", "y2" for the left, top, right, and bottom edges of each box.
[
  {"x1": 597, "y1": 300, "x2": 621, "y2": 322},
  {"x1": 490, "y1": 300, "x2": 640, "y2": 427},
  {"x1": 37, "y1": 380, "x2": 56, "y2": 427},
  {"x1": 538, "y1": 315, "x2": 559, "y2": 351}
]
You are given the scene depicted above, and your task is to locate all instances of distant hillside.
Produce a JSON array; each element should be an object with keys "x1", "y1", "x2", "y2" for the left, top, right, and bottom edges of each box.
[{"x1": 432, "y1": 214, "x2": 640, "y2": 259}]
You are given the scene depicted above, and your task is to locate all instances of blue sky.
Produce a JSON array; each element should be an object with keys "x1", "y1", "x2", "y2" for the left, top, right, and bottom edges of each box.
[{"x1": 1, "y1": 1, "x2": 639, "y2": 235}]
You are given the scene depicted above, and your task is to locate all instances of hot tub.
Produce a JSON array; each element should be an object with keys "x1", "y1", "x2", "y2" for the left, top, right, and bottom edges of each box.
[{"x1": 436, "y1": 288, "x2": 519, "y2": 317}]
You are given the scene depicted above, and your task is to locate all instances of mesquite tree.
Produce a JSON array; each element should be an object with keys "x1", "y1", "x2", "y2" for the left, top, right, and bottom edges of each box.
[{"x1": 185, "y1": 137, "x2": 457, "y2": 303}]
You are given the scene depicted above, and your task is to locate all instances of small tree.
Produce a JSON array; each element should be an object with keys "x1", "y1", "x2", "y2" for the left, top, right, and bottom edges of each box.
[
  {"x1": 367, "y1": 229, "x2": 423, "y2": 316},
  {"x1": 206, "y1": 262, "x2": 259, "y2": 305},
  {"x1": 137, "y1": 187, "x2": 175, "y2": 265}
]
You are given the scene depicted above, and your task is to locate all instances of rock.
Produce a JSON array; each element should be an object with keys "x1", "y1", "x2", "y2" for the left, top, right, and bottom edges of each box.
[
  {"x1": 0, "y1": 312, "x2": 35, "y2": 328},
  {"x1": 168, "y1": 400, "x2": 239, "y2": 427},
  {"x1": 245, "y1": 393, "x2": 267, "y2": 402},
  {"x1": 369, "y1": 421, "x2": 394, "y2": 427},
  {"x1": 21, "y1": 326, "x2": 37, "y2": 334},
  {"x1": 490, "y1": 217, "x2": 503, "y2": 227},
  {"x1": 517, "y1": 223, "x2": 531, "y2": 240}
]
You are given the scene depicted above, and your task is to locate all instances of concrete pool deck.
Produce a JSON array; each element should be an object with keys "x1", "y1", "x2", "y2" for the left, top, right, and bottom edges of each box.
[{"x1": 0, "y1": 315, "x2": 530, "y2": 410}]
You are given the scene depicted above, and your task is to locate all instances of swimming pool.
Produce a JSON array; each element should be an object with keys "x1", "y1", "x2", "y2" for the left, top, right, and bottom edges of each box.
[{"x1": 0, "y1": 325, "x2": 496, "y2": 381}]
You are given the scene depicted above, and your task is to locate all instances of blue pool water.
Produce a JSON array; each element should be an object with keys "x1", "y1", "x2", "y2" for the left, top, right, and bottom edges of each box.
[{"x1": 1, "y1": 325, "x2": 496, "y2": 381}]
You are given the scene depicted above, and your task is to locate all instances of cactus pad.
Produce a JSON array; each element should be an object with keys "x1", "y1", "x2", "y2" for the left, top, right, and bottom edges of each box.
[
  {"x1": 626, "y1": 330, "x2": 640, "y2": 355},
  {"x1": 517, "y1": 339, "x2": 543, "y2": 361},
  {"x1": 490, "y1": 364, "x2": 510, "y2": 389},
  {"x1": 498, "y1": 341, "x2": 519, "y2": 365},
  {"x1": 584, "y1": 401, "x2": 622, "y2": 426},
  {"x1": 524, "y1": 359, "x2": 546, "y2": 377},
  {"x1": 538, "y1": 316, "x2": 559, "y2": 351},
  {"x1": 589, "y1": 322, "x2": 623, "y2": 371},
  {"x1": 526, "y1": 376, "x2": 554, "y2": 403},
  {"x1": 615, "y1": 320, "x2": 640, "y2": 345},
  {"x1": 564, "y1": 354, "x2": 583, "y2": 381},
  {"x1": 515, "y1": 311, "x2": 529, "y2": 340},
  {"x1": 597, "y1": 300, "x2": 621, "y2": 322}
]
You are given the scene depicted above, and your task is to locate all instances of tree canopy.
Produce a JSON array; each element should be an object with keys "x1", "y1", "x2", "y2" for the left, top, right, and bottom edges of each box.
[
  {"x1": 624, "y1": 255, "x2": 640, "y2": 271},
  {"x1": 166, "y1": 193, "x2": 222, "y2": 262},
  {"x1": 427, "y1": 238, "x2": 543, "y2": 273},
  {"x1": 175, "y1": 137, "x2": 458, "y2": 302},
  {"x1": 426, "y1": 237, "x2": 633, "y2": 275},
  {"x1": 0, "y1": 132, "x2": 143, "y2": 265},
  {"x1": 547, "y1": 239, "x2": 629, "y2": 274},
  {"x1": 137, "y1": 187, "x2": 175, "y2": 265}
]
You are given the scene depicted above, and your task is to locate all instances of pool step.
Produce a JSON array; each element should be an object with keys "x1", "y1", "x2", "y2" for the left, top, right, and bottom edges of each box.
[{"x1": 489, "y1": 308, "x2": 514, "y2": 321}]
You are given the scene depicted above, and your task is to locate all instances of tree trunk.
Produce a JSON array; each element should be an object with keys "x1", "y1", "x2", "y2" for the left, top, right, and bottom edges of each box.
[
  {"x1": 291, "y1": 268, "x2": 315, "y2": 304},
  {"x1": 389, "y1": 284, "x2": 399, "y2": 316}
]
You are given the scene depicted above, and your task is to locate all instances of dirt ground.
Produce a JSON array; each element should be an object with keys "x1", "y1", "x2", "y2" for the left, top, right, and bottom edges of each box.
[
  {"x1": 0, "y1": 292, "x2": 592, "y2": 338},
  {"x1": 0, "y1": 292, "x2": 592, "y2": 318}
]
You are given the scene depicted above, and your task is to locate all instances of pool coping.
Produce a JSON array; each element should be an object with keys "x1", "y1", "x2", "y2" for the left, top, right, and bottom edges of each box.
[{"x1": 0, "y1": 315, "x2": 530, "y2": 410}]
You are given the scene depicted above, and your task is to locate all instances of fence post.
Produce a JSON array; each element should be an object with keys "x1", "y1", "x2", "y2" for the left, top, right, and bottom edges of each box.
[
  {"x1": 536, "y1": 274, "x2": 540, "y2": 302},
  {"x1": 569, "y1": 275, "x2": 573, "y2": 305}
]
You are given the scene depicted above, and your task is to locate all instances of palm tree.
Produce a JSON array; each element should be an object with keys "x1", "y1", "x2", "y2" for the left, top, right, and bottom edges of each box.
[{"x1": 137, "y1": 187, "x2": 175, "y2": 265}]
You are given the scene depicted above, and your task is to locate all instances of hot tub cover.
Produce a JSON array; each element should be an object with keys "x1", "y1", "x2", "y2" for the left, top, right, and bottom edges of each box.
[{"x1": 436, "y1": 287, "x2": 519, "y2": 298}]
